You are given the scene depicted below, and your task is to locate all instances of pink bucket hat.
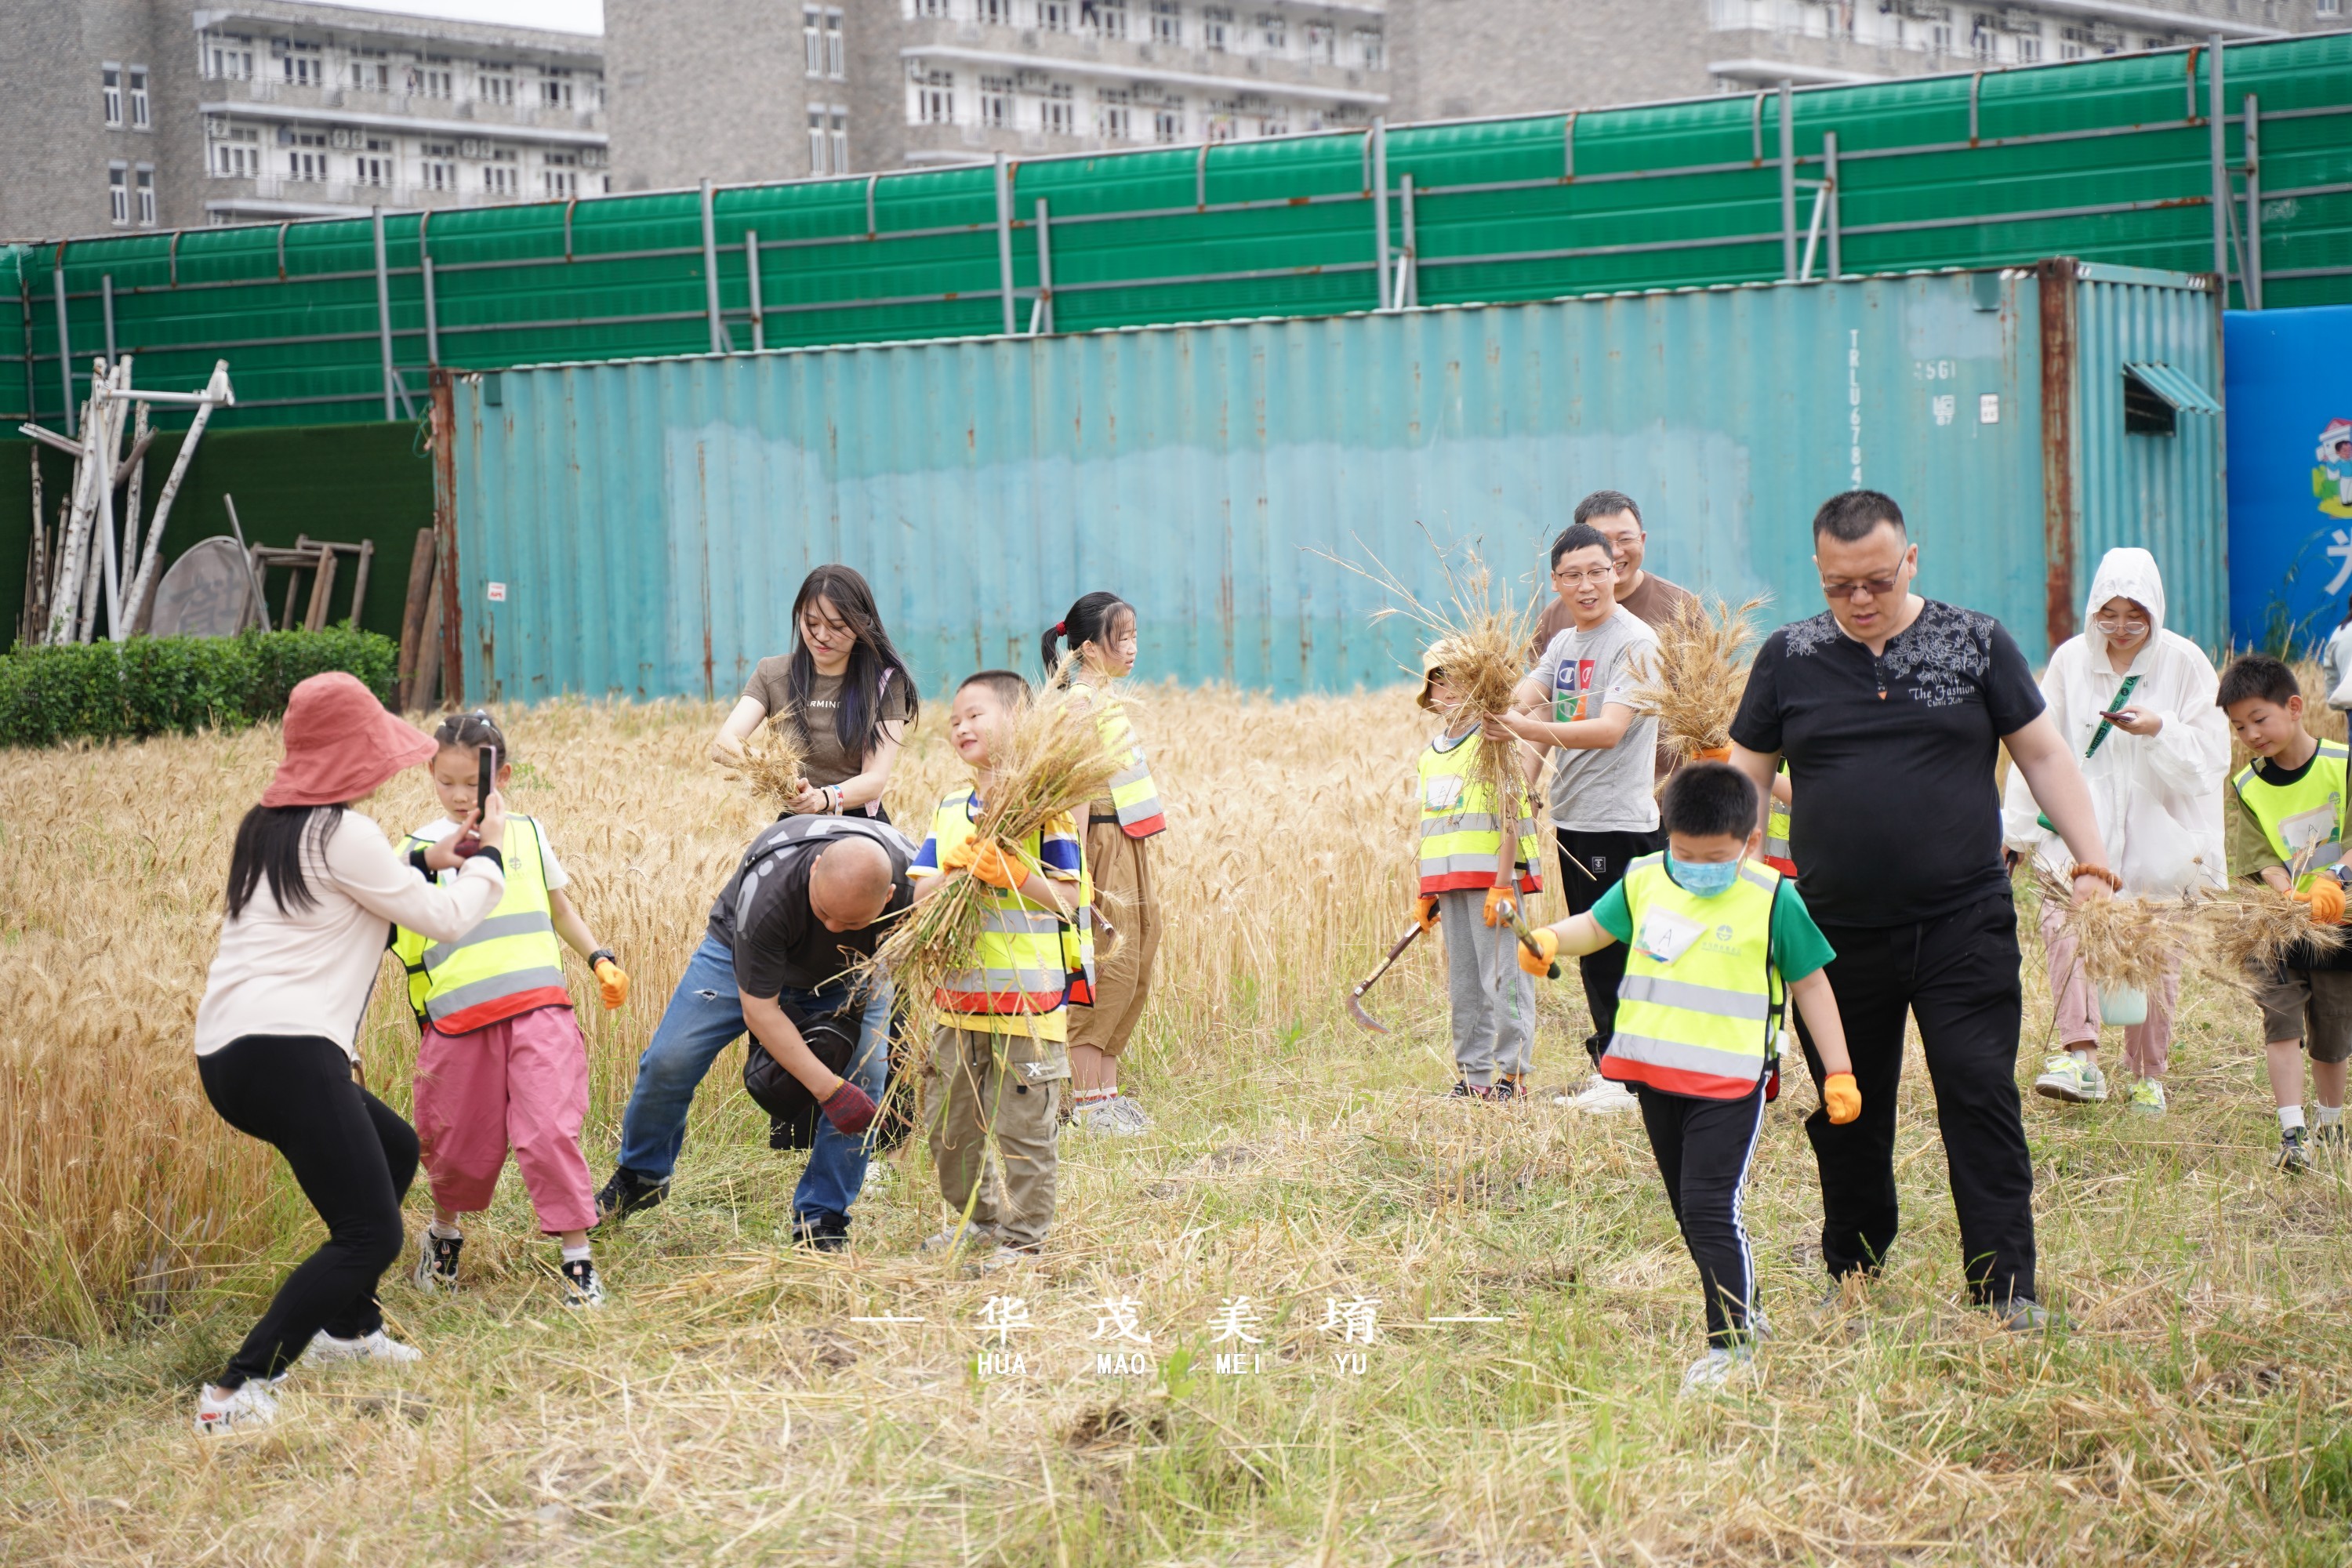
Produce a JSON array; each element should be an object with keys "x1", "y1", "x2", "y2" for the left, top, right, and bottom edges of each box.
[{"x1": 260, "y1": 673, "x2": 437, "y2": 808}]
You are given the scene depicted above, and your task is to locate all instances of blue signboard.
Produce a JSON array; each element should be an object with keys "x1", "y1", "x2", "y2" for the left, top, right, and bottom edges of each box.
[{"x1": 2226, "y1": 306, "x2": 2352, "y2": 655}]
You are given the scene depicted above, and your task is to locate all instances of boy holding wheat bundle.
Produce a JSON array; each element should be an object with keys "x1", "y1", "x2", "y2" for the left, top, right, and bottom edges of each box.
[{"x1": 906, "y1": 670, "x2": 1097, "y2": 1271}]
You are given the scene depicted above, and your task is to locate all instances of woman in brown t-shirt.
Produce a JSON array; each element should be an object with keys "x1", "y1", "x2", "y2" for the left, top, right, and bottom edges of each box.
[{"x1": 710, "y1": 565, "x2": 919, "y2": 821}]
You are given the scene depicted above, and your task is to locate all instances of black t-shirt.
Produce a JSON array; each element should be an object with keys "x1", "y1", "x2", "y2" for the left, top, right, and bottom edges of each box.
[
  {"x1": 1730, "y1": 599, "x2": 2045, "y2": 929},
  {"x1": 706, "y1": 820, "x2": 915, "y2": 997}
]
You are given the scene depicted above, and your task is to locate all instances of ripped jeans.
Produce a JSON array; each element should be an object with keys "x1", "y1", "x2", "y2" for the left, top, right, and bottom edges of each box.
[{"x1": 612, "y1": 932, "x2": 891, "y2": 1226}]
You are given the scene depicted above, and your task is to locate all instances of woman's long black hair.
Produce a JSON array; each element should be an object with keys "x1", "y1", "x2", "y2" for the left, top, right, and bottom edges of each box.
[
  {"x1": 1041, "y1": 592, "x2": 1134, "y2": 685},
  {"x1": 226, "y1": 804, "x2": 345, "y2": 920},
  {"x1": 785, "y1": 564, "x2": 919, "y2": 762}
]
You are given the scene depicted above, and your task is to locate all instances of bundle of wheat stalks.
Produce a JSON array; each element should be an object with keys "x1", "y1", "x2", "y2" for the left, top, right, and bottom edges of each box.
[
  {"x1": 2035, "y1": 867, "x2": 2193, "y2": 993},
  {"x1": 2190, "y1": 882, "x2": 2349, "y2": 982},
  {"x1": 1633, "y1": 593, "x2": 1764, "y2": 762},
  {"x1": 865, "y1": 673, "x2": 1125, "y2": 1031},
  {"x1": 2035, "y1": 867, "x2": 2350, "y2": 996},
  {"x1": 728, "y1": 716, "x2": 808, "y2": 814}
]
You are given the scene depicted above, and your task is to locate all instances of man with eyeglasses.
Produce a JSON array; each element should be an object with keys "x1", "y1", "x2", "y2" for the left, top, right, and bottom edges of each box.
[
  {"x1": 1726, "y1": 490, "x2": 2115, "y2": 1333},
  {"x1": 1533, "y1": 492, "x2": 1696, "y2": 784}
]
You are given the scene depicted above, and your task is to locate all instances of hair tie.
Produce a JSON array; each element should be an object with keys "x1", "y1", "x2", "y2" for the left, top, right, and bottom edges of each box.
[{"x1": 1053, "y1": 621, "x2": 1067, "y2": 635}]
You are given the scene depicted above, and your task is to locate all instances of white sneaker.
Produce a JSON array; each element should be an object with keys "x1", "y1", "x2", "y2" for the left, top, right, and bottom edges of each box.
[
  {"x1": 970, "y1": 1243, "x2": 1040, "y2": 1275},
  {"x1": 1071, "y1": 1095, "x2": 1145, "y2": 1136},
  {"x1": 194, "y1": 1381, "x2": 278, "y2": 1436},
  {"x1": 413, "y1": 1228, "x2": 462, "y2": 1294},
  {"x1": 560, "y1": 1257, "x2": 605, "y2": 1309},
  {"x1": 299, "y1": 1329, "x2": 423, "y2": 1367},
  {"x1": 920, "y1": 1221, "x2": 1000, "y2": 1254},
  {"x1": 1106, "y1": 1095, "x2": 1151, "y2": 1133},
  {"x1": 2128, "y1": 1078, "x2": 2167, "y2": 1114},
  {"x1": 2034, "y1": 1053, "x2": 2107, "y2": 1104},
  {"x1": 1681, "y1": 1344, "x2": 1755, "y2": 1392},
  {"x1": 1559, "y1": 1076, "x2": 1641, "y2": 1113}
]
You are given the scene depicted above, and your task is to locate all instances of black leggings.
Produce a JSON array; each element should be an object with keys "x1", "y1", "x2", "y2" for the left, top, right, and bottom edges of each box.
[{"x1": 199, "y1": 1034, "x2": 418, "y2": 1388}]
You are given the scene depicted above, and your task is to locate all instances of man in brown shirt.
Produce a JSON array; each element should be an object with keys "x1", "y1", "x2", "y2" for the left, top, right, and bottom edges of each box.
[{"x1": 1532, "y1": 490, "x2": 1695, "y2": 778}]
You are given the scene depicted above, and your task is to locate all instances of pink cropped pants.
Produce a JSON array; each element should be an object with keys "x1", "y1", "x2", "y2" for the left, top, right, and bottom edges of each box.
[
  {"x1": 2038, "y1": 902, "x2": 2178, "y2": 1079},
  {"x1": 413, "y1": 1004, "x2": 596, "y2": 1235}
]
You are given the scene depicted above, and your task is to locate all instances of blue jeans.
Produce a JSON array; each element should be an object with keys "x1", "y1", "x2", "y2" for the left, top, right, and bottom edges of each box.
[{"x1": 614, "y1": 932, "x2": 892, "y2": 1227}]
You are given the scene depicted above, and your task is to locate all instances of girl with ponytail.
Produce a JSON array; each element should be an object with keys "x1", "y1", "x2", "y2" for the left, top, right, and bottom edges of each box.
[{"x1": 1045, "y1": 592, "x2": 1167, "y2": 1135}]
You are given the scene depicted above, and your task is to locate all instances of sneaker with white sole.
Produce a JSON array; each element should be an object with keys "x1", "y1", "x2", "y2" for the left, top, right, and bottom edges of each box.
[
  {"x1": 1559, "y1": 1076, "x2": 1640, "y2": 1113},
  {"x1": 2033, "y1": 1053, "x2": 2107, "y2": 1104},
  {"x1": 194, "y1": 1380, "x2": 278, "y2": 1436},
  {"x1": 970, "y1": 1243, "x2": 1040, "y2": 1275},
  {"x1": 2128, "y1": 1078, "x2": 2167, "y2": 1114},
  {"x1": 299, "y1": 1328, "x2": 423, "y2": 1367},
  {"x1": 920, "y1": 1221, "x2": 1000, "y2": 1254},
  {"x1": 1681, "y1": 1344, "x2": 1755, "y2": 1391},
  {"x1": 2278, "y1": 1127, "x2": 2312, "y2": 1174},
  {"x1": 413, "y1": 1228, "x2": 462, "y2": 1294},
  {"x1": 1105, "y1": 1095, "x2": 1150, "y2": 1133},
  {"x1": 561, "y1": 1257, "x2": 605, "y2": 1308},
  {"x1": 1069, "y1": 1096, "x2": 1143, "y2": 1136}
]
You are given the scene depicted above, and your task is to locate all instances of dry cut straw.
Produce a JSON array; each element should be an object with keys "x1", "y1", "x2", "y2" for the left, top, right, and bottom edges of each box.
[
  {"x1": 2034, "y1": 868, "x2": 2192, "y2": 993},
  {"x1": 1631, "y1": 593, "x2": 1764, "y2": 761},
  {"x1": 727, "y1": 716, "x2": 809, "y2": 814},
  {"x1": 2190, "y1": 882, "x2": 2350, "y2": 983}
]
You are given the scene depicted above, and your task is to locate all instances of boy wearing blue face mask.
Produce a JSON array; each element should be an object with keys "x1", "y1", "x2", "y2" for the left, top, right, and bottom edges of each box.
[{"x1": 1519, "y1": 762, "x2": 1860, "y2": 1389}]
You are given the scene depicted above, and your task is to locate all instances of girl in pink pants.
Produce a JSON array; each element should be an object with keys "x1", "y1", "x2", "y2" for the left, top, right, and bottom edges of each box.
[{"x1": 395, "y1": 713, "x2": 630, "y2": 1307}]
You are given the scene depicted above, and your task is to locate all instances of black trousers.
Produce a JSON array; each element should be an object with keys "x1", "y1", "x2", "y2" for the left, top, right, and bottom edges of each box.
[
  {"x1": 1635, "y1": 1080, "x2": 1767, "y2": 1348},
  {"x1": 1555, "y1": 827, "x2": 1667, "y2": 1053},
  {"x1": 199, "y1": 1034, "x2": 419, "y2": 1387},
  {"x1": 1794, "y1": 893, "x2": 2035, "y2": 1305}
]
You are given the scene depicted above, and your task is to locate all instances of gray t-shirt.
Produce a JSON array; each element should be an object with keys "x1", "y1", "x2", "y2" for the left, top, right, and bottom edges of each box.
[{"x1": 1530, "y1": 607, "x2": 1661, "y2": 833}]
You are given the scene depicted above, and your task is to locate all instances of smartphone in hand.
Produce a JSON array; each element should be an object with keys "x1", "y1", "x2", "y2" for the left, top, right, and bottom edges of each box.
[{"x1": 455, "y1": 742, "x2": 495, "y2": 858}]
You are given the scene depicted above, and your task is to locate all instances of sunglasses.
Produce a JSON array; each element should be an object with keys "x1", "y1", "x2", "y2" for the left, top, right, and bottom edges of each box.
[{"x1": 1817, "y1": 575, "x2": 1903, "y2": 601}]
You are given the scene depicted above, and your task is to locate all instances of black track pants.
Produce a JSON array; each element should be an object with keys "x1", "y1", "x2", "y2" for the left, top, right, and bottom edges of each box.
[{"x1": 1635, "y1": 1080, "x2": 1768, "y2": 1348}]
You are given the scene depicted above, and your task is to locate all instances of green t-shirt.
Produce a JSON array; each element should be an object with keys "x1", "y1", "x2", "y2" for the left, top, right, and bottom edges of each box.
[{"x1": 1590, "y1": 866, "x2": 1836, "y2": 984}]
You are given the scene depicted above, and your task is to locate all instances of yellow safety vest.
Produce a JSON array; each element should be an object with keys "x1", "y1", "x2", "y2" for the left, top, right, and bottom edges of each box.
[
  {"x1": 392, "y1": 816, "x2": 571, "y2": 1034},
  {"x1": 1764, "y1": 760, "x2": 1793, "y2": 869},
  {"x1": 2232, "y1": 740, "x2": 2351, "y2": 893},
  {"x1": 1602, "y1": 853, "x2": 1784, "y2": 1102},
  {"x1": 1072, "y1": 680, "x2": 1165, "y2": 839},
  {"x1": 923, "y1": 786, "x2": 1091, "y2": 1039},
  {"x1": 1417, "y1": 731, "x2": 1541, "y2": 895}
]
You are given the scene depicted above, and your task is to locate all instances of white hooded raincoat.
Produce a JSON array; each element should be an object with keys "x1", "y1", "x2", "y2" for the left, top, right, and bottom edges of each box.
[{"x1": 2002, "y1": 548, "x2": 2228, "y2": 895}]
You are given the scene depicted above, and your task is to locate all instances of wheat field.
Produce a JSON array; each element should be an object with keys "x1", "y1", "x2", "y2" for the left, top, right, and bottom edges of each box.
[{"x1": 2, "y1": 684, "x2": 2351, "y2": 1566}]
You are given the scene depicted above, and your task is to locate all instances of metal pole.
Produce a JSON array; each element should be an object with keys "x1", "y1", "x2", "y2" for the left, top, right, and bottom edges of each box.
[
  {"x1": 1778, "y1": 82, "x2": 1797, "y2": 281},
  {"x1": 2208, "y1": 33, "x2": 2227, "y2": 290},
  {"x1": 745, "y1": 229, "x2": 764, "y2": 350},
  {"x1": 372, "y1": 206, "x2": 396, "y2": 419},
  {"x1": 1399, "y1": 173, "x2": 1417, "y2": 308},
  {"x1": 52, "y1": 267, "x2": 74, "y2": 437},
  {"x1": 993, "y1": 154, "x2": 1016, "y2": 336},
  {"x1": 1824, "y1": 129, "x2": 1842, "y2": 281},
  {"x1": 1372, "y1": 117, "x2": 1391, "y2": 310},
  {"x1": 2243, "y1": 92, "x2": 2263, "y2": 311},
  {"x1": 700, "y1": 178, "x2": 724, "y2": 353},
  {"x1": 1798, "y1": 183, "x2": 1828, "y2": 282},
  {"x1": 102, "y1": 275, "x2": 117, "y2": 364},
  {"x1": 1033, "y1": 197, "x2": 1054, "y2": 334},
  {"x1": 422, "y1": 257, "x2": 441, "y2": 365},
  {"x1": 1195, "y1": 141, "x2": 1208, "y2": 209}
]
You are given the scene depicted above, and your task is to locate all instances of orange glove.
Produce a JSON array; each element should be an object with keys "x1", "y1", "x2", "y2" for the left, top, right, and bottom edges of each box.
[
  {"x1": 1823, "y1": 1072, "x2": 1861, "y2": 1125},
  {"x1": 593, "y1": 957, "x2": 629, "y2": 1011},
  {"x1": 1516, "y1": 926, "x2": 1559, "y2": 978},
  {"x1": 941, "y1": 837, "x2": 978, "y2": 872},
  {"x1": 1413, "y1": 895, "x2": 1441, "y2": 933},
  {"x1": 2297, "y1": 877, "x2": 2348, "y2": 926},
  {"x1": 967, "y1": 840, "x2": 1027, "y2": 891},
  {"x1": 1483, "y1": 887, "x2": 1519, "y2": 928}
]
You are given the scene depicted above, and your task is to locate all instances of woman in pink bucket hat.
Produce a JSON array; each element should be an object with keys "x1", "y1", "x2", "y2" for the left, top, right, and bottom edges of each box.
[{"x1": 190, "y1": 673, "x2": 510, "y2": 1436}]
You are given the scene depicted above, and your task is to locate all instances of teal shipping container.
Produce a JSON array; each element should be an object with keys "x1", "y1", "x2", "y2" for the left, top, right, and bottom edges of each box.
[{"x1": 443, "y1": 260, "x2": 2224, "y2": 706}]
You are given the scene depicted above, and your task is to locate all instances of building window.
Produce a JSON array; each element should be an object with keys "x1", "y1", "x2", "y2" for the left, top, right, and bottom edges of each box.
[
  {"x1": 135, "y1": 165, "x2": 155, "y2": 225},
  {"x1": 978, "y1": 0, "x2": 1012, "y2": 22},
  {"x1": 204, "y1": 33, "x2": 254, "y2": 80},
  {"x1": 211, "y1": 124, "x2": 260, "y2": 176},
  {"x1": 1098, "y1": 88, "x2": 1132, "y2": 140},
  {"x1": 2016, "y1": 32, "x2": 2042, "y2": 62},
  {"x1": 1150, "y1": 2, "x2": 1181, "y2": 44},
  {"x1": 543, "y1": 67, "x2": 575, "y2": 109},
  {"x1": 1356, "y1": 28, "x2": 1383, "y2": 70},
  {"x1": 808, "y1": 108, "x2": 829, "y2": 171},
  {"x1": 107, "y1": 163, "x2": 129, "y2": 225},
  {"x1": 1927, "y1": 20, "x2": 1954, "y2": 54},
  {"x1": 1092, "y1": 1, "x2": 1129, "y2": 41},
  {"x1": 1203, "y1": 6, "x2": 1231, "y2": 49},
  {"x1": 1971, "y1": 14, "x2": 1998, "y2": 61},
  {"x1": 102, "y1": 65, "x2": 123, "y2": 127},
  {"x1": 980, "y1": 75, "x2": 1014, "y2": 128},
  {"x1": 355, "y1": 145, "x2": 392, "y2": 187},
  {"x1": 1153, "y1": 100, "x2": 1184, "y2": 142},
  {"x1": 422, "y1": 142, "x2": 456, "y2": 189},
  {"x1": 918, "y1": 70, "x2": 955, "y2": 123},
  {"x1": 477, "y1": 67, "x2": 514, "y2": 105},
  {"x1": 278, "y1": 39, "x2": 324, "y2": 87},
  {"x1": 484, "y1": 151, "x2": 518, "y2": 196},
  {"x1": 1305, "y1": 21, "x2": 1335, "y2": 63},
  {"x1": 2058, "y1": 26, "x2": 2088, "y2": 60},
  {"x1": 913, "y1": 0, "x2": 948, "y2": 16},
  {"x1": 286, "y1": 147, "x2": 325, "y2": 181},
  {"x1": 808, "y1": 8, "x2": 844, "y2": 76},
  {"x1": 412, "y1": 60, "x2": 454, "y2": 97},
  {"x1": 826, "y1": 10, "x2": 844, "y2": 76},
  {"x1": 828, "y1": 110, "x2": 847, "y2": 171},
  {"x1": 1255, "y1": 105, "x2": 1288, "y2": 138},
  {"x1": 128, "y1": 67, "x2": 151, "y2": 129},
  {"x1": 1041, "y1": 0, "x2": 1073, "y2": 27},
  {"x1": 2321, "y1": 0, "x2": 2343, "y2": 16},
  {"x1": 543, "y1": 152, "x2": 578, "y2": 197},
  {"x1": 1043, "y1": 82, "x2": 1074, "y2": 133},
  {"x1": 351, "y1": 53, "x2": 390, "y2": 92},
  {"x1": 805, "y1": 7, "x2": 825, "y2": 74}
]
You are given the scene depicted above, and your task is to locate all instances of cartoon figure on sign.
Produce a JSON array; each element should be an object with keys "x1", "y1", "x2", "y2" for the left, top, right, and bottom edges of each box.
[{"x1": 2321, "y1": 419, "x2": 2352, "y2": 521}]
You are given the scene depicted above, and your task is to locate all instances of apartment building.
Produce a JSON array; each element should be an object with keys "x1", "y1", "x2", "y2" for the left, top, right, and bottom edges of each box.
[
  {"x1": 607, "y1": 0, "x2": 1389, "y2": 189},
  {"x1": 0, "y1": 0, "x2": 607, "y2": 241}
]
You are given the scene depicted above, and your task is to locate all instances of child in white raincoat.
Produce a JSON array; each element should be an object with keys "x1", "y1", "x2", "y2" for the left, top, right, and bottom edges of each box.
[{"x1": 2002, "y1": 546, "x2": 2229, "y2": 1112}]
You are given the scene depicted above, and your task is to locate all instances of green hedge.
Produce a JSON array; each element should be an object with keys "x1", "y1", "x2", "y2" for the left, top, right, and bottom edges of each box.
[{"x1": 0, "y1": 630, "x2": 400, "y2": 747}]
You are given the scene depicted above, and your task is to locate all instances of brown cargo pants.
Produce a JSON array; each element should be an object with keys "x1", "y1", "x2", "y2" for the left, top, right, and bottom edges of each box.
[{"x1": 923, "y1": 1023, "x2": 1066, "y2": 1249}]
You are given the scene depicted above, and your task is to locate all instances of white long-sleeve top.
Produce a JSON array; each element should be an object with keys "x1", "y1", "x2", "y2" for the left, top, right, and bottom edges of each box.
[
  {"x1": 194, "y1": 809, "x2": 506, "y2": 1059},
  {"x1": 2001, "y1": 547, "x2": 2228, "y2": 895}
]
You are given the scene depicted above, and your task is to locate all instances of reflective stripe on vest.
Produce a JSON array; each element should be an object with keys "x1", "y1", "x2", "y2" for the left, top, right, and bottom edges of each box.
[
  {"x1": 1417, "y1": 735, "x2": 1541, "y2": 895},
  {"x1": 925, "y1": 786, "x2": 1090, "y2": 1018},
  {"x1": 391, "y1": 816, "x2": 571, "y2": 1034},
  {"x1": 1073, "y1": 681, "x2": 1166, "y2": 840},
  {"x1": 1601, "y1": 854, "x2": 1781, "y2": 1102},
  {"x1": 1764, "y1": 760, "x2": 1792, "y2": 863},
  {"x1": 2232, "y1": 742, "x2": 2351, "y2": 894}
]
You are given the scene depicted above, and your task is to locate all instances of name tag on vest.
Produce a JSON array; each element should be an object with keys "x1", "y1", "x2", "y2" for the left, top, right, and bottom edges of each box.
[
  {"x1": 1636, "y1": 907, "x2": 1706, "y2": 965},
  {"x1": 2282, "y1": 800, "x2": 2340, "y2": 858}
]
